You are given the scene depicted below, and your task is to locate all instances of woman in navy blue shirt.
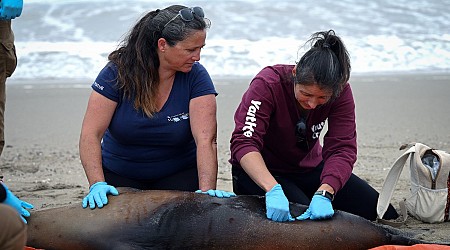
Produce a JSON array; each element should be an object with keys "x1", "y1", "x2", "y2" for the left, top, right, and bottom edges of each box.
[{"x1": 80, "y1": 5, "x2": 234, "y2": 209}]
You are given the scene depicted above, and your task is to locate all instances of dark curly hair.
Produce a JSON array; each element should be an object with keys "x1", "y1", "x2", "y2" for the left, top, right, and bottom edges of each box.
[{"x1": 108, "y1": 5, "x2": 210, "y2": 117}]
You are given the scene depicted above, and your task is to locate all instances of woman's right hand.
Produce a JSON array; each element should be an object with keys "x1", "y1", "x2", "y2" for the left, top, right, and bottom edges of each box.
[
  {"x1": 265, "y1": 184, "x2": 295, "y2": 222},
  {"x1": 82, "y1": 182, "x2": 119, "y2": 209}
]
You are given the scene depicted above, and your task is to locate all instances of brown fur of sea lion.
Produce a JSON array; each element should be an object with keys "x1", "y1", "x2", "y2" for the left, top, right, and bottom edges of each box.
[{"x1": 26, "y1": 188, "x2": 446, "y2": 250}]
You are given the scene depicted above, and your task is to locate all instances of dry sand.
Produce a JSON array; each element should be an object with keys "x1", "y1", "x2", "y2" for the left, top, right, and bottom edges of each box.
[{"x1": 2, "y1": 73, "x2": 450, "y2": 244}]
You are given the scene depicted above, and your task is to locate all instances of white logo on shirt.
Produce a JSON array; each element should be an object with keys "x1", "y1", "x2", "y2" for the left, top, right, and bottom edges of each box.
[
  {"x1": 168, "y1": 113, "x2": 189, "y2": 122},
  {"x1": 242, "y1": 100, "x2": 261, "y2": 137},
  {"x1": 311, "y1": 121, "x2": 325, "y2": 139},
  {"x1": 93, "y1": 81, "x2": 104, "y2": 90}
]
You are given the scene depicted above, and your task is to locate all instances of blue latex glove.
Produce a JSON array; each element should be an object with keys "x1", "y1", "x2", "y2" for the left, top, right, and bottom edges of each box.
[
  {"x1": 2, "y1": 183, "x2": 34, "y2": 224},
  {"x1": 265, "y1": 184, "x2": 295, "y2": 222},
  {"x1": 82, "y1": 181, "x2": 119, "y2": 209},
  {"x1": 0, "y1": 0, "x2": 23, "y2": 20},
  {"x1": 296, "y1": 194, "x2": 334, "y2": 220},
  {"x1": 195, "y1": 189, "x2": 236, "y2": 198}
]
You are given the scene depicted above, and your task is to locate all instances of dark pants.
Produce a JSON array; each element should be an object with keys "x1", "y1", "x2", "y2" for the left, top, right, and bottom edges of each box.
[
  {"x1": 232, "y1": 163, "x2": 398, "y2": 221},
  {"x1": 103, "y1": 166, "x2": 199, "y2": 191}
]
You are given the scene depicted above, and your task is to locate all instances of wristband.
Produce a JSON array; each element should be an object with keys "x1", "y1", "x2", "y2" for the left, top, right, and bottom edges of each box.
[{"x1": 314, "y1": 190, "x2": 334, "y2": 201}]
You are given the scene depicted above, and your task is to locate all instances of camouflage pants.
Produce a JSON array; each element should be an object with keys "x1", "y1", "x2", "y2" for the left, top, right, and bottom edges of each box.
[{"x1": 0, "y1": 20, "x2": 17, "y2": 157}]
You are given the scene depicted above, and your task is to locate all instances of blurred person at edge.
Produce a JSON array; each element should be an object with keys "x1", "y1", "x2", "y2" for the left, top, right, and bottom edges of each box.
[
  {"x1": 79, "y1": 5, "x2": 235, "y2": 210},
  {"x1": 1, "y1": 0, "x2": 34, "y2": 249},
  {"x1": 230, "y1": 30, "x2": 399, "y2": 222}
]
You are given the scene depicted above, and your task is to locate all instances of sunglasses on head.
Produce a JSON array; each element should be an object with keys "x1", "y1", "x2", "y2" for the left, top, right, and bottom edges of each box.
[
  {"x1": 295, "y1": 117, "x2": 309, "y2": 151},
  {"x1": 164, "y1": 7, "x2": 205, "y2": 28}
]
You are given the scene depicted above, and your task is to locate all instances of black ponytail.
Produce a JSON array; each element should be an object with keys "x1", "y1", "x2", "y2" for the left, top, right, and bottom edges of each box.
[{"x1": 294, "y1": 30, "x2": 351, "y2": 99}]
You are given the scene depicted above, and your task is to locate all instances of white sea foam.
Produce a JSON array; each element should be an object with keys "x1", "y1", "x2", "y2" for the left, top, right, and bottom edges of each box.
[{"x1": 9, "y1": 0, "x2": 450, "y2": 83}]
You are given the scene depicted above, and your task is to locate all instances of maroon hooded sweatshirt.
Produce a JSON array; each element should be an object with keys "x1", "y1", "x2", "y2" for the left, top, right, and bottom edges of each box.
[{"x1": 229, "y1": 64, "x2": 357, "y2": 193}]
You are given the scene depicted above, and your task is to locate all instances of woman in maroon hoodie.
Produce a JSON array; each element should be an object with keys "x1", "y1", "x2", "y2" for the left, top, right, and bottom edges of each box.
[{"x1": 230, "y1": 30, "x2": 398, "y2": 222}]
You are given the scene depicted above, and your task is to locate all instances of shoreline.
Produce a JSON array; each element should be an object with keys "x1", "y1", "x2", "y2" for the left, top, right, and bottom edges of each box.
[{"x1": 6, "y1": 70, "x2": 450, "y2": 85}]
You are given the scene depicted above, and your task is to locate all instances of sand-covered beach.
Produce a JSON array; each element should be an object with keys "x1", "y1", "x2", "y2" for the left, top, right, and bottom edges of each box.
[{"x1": 2, "y1": 73, "x2": 450, "y2": 245}]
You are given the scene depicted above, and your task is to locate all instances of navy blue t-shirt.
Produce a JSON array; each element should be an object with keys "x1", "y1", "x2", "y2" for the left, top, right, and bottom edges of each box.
[{"x1": 92, "y1": 62, "x2": 217, "y2": 180}]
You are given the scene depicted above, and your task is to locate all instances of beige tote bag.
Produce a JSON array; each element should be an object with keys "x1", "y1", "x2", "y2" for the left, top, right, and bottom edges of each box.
[{"x1": 377, "y1": 142, "x2": 450, "y2": 225}]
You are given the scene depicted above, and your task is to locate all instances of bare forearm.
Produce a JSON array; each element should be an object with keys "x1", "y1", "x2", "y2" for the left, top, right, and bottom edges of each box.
[
  {"x1": 239, "y1": 151, "x2": 278, "y2": 192},
  {"x1": 189, "y1": 94, "x2": 218, "y2": 191},
  {"x1": 196, "y1": 140, "x2": 218, "y2": 191},
  {"x1": 79, "y1": 135, "x2": 104, "y2": 186},
  {"x1": 79, "y1": 91, "x2": 116, "y2": 187},
  {"x1": 318, "y1": 183, "x2": 335, "y2": 194}
]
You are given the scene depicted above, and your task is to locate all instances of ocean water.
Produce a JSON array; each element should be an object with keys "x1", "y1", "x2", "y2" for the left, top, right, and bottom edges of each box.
[{"x1": 8, "y1": 0, "x2": 450, "y2": 82}]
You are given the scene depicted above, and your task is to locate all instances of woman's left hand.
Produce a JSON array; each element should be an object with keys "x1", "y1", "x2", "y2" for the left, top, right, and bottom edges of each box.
[
  {"x1": 296, "y1": 194, "x2": 334, "y2": 220},
  {"x1": 195, "y1": 189, "x2": 236, "y2": 198}
]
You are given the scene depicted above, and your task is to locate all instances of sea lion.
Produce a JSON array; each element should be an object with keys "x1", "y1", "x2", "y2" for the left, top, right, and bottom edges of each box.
[{"x1": 26, "y1": 188, "x2": 444, "y2": 250}]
